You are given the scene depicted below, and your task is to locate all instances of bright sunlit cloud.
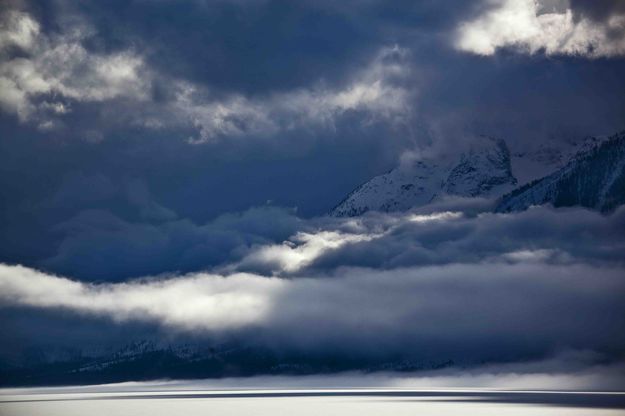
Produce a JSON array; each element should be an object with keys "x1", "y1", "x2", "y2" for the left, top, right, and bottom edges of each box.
[
  {"x1": 455, "y1": 0, "x2": 625, "y2": 57},
  {"x1": 0, "y1": 11, "x2": 148, "y2": 126}
]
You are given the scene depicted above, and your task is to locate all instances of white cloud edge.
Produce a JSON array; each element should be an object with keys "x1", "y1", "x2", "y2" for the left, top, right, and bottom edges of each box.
[
  {"x1": 455, "y1": 0, "x2": 625, "y2": 58},
  {"x1": 1, "y1": 255, "x2": 623, "y2": 332}
]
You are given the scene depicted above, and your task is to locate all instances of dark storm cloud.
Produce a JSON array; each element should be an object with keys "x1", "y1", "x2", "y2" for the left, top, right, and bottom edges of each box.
[
  {"x1": 41, "y1": 200, "x2": 302, "y2": 281},
  {"x1": 2, "y1": 0, "x2": 624, "y2": 147},
  {"x1": 0, "y1": 0, "x2": 623, "y2": 274},
  {"x1": 569, "y1": 0, "x2": 625, "y2": 23},
  {"x1": 82, "y1": 0, "x2": 375, "y2": 95},
  {"x1": 0, "y1": 1, "x2": 415, "y2": 143},
  {"x1": 0, "y1": 0, "x2": 625, "y2": 373},
  {"x1": 0, "y1": 129, "x2": 404, "y2": 279},
  {"x1": 59, "y1": 0, "x2": 476, "y2": 95}
]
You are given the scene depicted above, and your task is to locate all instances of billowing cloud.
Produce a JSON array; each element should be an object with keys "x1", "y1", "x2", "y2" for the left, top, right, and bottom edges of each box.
[
  {"x1": 0, "y1": 7, "x2": 411, "y2": 141},
  {"x1": 1, "y1": 206, "x2": 625, "y2": 363},
  {"x1": 1, "y1": 259, "x2": 624, "y2": 362},
  {"x1": 234, "y1": 206, "x2": 625, "y2": 276},
  {"x1": 0, "y1": 0, "x2": 624, "y2": 379},
  {"x1": 455, "y1": 0, "x2": 625, "y2": 57},
  {"x1": 0, "y1": 264, "x2": 281, "y2": 331},
  {"x1": 0, "y1": 10, "x2": 149, "y2": 126},
  {"x1": 0, "y1": 10, "x2": 38, "y2": 51},
  {"x1": 42, "y1": 204, "x2": 301, "y2": 281},
  {"x1": 233, "y1": 230, "x2": 381, "y2": 274},
  {"x1": 24, "y1": 190, "x2": 625, "y2": 281}
]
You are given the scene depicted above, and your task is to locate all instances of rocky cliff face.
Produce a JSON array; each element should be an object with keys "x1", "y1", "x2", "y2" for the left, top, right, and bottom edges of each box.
[{"x1": 442, "y1": 138, "x2": 517, "y2": 198}]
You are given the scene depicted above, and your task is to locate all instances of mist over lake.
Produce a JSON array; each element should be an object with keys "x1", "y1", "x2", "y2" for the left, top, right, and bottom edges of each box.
[{"x1": 3, "y1": 372, "x2": 625, "y2": 416}]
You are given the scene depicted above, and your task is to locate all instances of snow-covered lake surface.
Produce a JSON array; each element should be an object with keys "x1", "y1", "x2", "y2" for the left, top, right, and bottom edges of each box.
[{"x1": 2, "y1": 381, "x2": 624, "y2": 416}]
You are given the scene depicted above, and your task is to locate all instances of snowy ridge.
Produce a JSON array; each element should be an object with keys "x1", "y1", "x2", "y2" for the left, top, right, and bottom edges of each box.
[
  {"x1": 496, "y1": 131, "x2": 625, "y2": 213},
  {"x1": 331, "y1": 137, "x2": 517, "y2": 217},
  {"x1": 331, "y1": 159, "x2": 447, "y2": 217},
  {"x1": 442, "y1": 137, "x2": 517, "y2": 197}
]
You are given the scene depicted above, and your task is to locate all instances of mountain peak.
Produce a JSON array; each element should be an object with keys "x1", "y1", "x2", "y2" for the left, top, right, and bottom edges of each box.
[
  {"x1": 332, "y1": 131, "x2": 625, "y2": 217},
  {"x1": 331, "y1": 136, "x2": 517, "y2": 217},
  {"x1": 441, "y1": 136, "x2": 517, "y2": 198}
]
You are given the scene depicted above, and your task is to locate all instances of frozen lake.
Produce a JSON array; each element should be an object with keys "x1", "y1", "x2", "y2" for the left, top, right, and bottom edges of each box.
[{"x1": 2, "y1": 388, "x2": 624, "y2": 416}]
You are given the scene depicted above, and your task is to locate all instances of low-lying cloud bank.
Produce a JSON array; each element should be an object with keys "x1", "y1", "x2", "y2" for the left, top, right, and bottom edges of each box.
[
  {"x1": 1, "y1": 206, "x2": 625, "y2": 365},
  {"x1": 38, "y1": 201, "x2": 625, "y2": 281},
  {"x1": 2, "y1": 261, "x2": 624, "y2": 360},
  {"x1": 3, "y1": 351, "x2": 625, "y2": 392}
]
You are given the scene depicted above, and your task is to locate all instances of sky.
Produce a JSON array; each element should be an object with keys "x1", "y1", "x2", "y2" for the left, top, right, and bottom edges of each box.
[{"x1": 1, "y1": 0, "x2": 625, "y2": 378}]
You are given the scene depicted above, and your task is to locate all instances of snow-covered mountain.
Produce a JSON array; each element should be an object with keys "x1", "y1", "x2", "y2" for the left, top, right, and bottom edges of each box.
[
  {"x1": 331, "y1": 137, "x2": 518, "y2": 217},
  {"x1": 441, "y1": 137, "x2": 517, "y2": 197},
  {"x1": 509, "y1": 135, "x2": 610, "y2": 184},
  {"x1": 331, "y1": 132, "x2": 625, "y2": 217},
  {"x1": 496, "y1": 132, "x2": 625, "y2": 213},
  {"x1": 330, "y1": 158, "x2": 447, "y2": 217}
]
